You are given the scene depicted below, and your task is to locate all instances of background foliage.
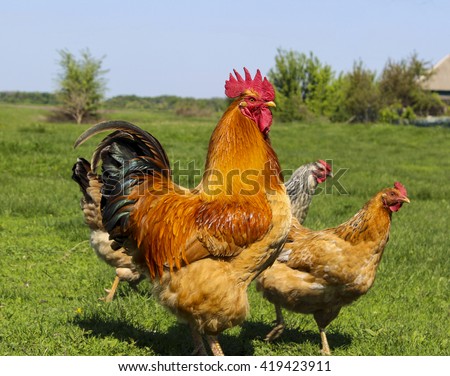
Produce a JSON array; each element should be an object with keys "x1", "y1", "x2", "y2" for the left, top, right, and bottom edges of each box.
[
  {"x1": 1, "y1": 49, "x2": 448, "y2": 125},
  {"x1": 268, "y1": 50, "x2": 447, "y2": 123},
  {"x1": 55, "y1": 49, "x2": 108, "y2": 124}
]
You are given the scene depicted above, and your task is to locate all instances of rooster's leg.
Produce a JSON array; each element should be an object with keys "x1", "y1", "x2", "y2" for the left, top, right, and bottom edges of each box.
[
  {"x1": 265, "y1": 304, "x2": 285, "y2": 342},
  {"x1": 319, "y1": 327, "x2": 331, "y2": 355},
  {"x1": 191, "y1": 329, "x2": 208, "y2": 356},
  {"x1": 101, "y1": 276, "x2": 120, "y2": 302},
  {"x1": 206, "y1": 335, "x2": 224, "y2": 356}
]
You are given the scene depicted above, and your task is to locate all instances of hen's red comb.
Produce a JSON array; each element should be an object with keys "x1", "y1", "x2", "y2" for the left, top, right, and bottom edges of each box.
[
  {"x1": 225, "y1": 67, "x2": 275, "y2": 101},
  {"x1": 318, "y1": 159, "x2": 332, "y2": 173},
  {"x1": 394, "y1": 182, "x2": 407, "y2": 196}
]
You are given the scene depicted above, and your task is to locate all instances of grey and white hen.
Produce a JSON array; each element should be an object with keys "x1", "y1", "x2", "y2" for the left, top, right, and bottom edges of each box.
[{"x1": 286, "y1": 160, "x2": 332, "y2": 224}]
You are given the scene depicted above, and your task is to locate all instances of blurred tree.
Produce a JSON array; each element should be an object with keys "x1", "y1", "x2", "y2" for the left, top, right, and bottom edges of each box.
[
  {"x1": 378, "y1": 53, "x2": 445, "y2": 116},
  {"x1": 268, "y1": 49, "x2": 306, "y2": 122},
  {"x1": 327, "y1": 61, "x2": 380, "y2": 123},
  {"x1": 268, "y1": 49, "x2": 335, "y2": 121},
  {"x1": 56, "y1": 49, "x2": 108, "y2": 124},
  {"x1": 304, "y1": 55, "x2": 336, "y2": 117},
  {"x1": 343, "y1": 61, "x2": 380, "y2": 122}
]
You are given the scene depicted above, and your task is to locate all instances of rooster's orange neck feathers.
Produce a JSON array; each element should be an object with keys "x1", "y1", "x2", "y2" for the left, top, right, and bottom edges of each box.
[{"x1": 202, "y1": 99, "x2": 283, "y2": 196}]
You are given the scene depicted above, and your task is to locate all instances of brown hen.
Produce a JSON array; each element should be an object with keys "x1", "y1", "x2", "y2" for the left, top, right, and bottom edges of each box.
[{"x1": 256, "y1": 182, "x2": 410, "y2": 354}]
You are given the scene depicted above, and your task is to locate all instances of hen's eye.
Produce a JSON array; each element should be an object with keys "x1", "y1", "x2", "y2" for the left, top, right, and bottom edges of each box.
[{"x1": 248, "y1": 97, "x2": 256, "y2": 102}]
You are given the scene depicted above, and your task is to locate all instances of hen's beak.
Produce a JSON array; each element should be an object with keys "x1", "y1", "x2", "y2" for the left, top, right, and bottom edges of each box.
[
  {"x1": 400, "y1": 196, "x2": 410, "y2": 204},
  {"x1": 266, "y1": 101, "x2": 276, "y2": 107}
]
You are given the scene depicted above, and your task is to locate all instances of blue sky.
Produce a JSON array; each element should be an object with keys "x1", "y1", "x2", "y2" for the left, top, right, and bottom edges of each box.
[{"x1": 1, "y1": 0, "x2": 449, "y2": 98}]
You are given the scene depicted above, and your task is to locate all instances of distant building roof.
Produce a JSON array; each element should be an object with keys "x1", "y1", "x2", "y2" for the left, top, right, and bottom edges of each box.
[{"x1": 421, "y1": 54, "x2": 450, "y2": 92}]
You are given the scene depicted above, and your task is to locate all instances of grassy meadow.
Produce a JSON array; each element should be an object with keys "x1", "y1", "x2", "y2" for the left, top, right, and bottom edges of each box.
[{"x1": 0, "y1": 103, "x2": 448, "y2": 356}]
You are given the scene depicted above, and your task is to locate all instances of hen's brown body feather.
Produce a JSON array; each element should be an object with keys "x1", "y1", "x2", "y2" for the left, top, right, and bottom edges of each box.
[{"x1": 257, "y1": 186, "x2": 409, "y2": 354}]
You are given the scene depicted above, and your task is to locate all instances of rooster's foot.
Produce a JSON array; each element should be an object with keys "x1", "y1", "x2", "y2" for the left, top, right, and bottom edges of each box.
[
  {"x1": 191, "y1": 344, "x2": 208, "y2": 356},
  {"x1": 206, "y1": 336, "x2": 224, "y2": 356},
  {"x1": 191, "y1": 330, "x2": 208, "y2": 356}
]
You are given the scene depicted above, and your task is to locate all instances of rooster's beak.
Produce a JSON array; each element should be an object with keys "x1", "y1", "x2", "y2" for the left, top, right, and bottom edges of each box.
[{"x1": 266, "y1": 101, "x2": 276, "y2": 107}]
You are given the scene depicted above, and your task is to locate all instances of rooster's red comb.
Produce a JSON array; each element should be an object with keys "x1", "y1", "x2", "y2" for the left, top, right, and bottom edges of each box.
[
  {"x1": 394, "y1": 182, "x2": 407, "y2": 196},
  {"x1": 225, "y1": 67, "x2": 275, "y2": 101}
]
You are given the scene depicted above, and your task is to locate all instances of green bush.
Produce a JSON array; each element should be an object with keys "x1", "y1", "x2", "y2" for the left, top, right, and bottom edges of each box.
[
  {"x1": 104, "y1": 95, "x2": 227, "y2": 117},
  {"x1": 328, "y1": 62, "x2": 381, "y2": 123},
  {"x1": 379, "y1": 105, "x2": 401, "y2": 124},
  {"x1": 273, "y1": 91, "x2": 311, "y2": 122},
  {"x1": 269, "y1": 49, "x2": 335, "y2": 122},
  {"x1": 378, "y1": 53, "x2": 445, "y2": 117},
  {"x1": 0, "y1": 91, "x2": 58, "y2": 105},
  {"x1": 379, "y1": 105, "x2": 417, "y2": 124},
  {"x1": 402, "y1": 106, "x2": 417, "y2": 121},
  {"x1": 412, "y1": 91, "x2": 446, "y2": 116}
]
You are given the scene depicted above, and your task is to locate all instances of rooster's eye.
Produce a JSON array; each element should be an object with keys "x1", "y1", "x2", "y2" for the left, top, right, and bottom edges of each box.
[{"x1": 248, "y1": 97, "x2": 255, "y2": 102}]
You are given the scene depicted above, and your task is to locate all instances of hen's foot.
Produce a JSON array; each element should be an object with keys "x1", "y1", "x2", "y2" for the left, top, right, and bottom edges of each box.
[
  {"x1": 320, "y1": 329, "x2": 331, "y2": 355},
  {"x1": 99, "y1": 276, "x2": 120, "y2": 302},
  {"x1": 265, "y1": 322, "x2": 285, "y2": 342}
]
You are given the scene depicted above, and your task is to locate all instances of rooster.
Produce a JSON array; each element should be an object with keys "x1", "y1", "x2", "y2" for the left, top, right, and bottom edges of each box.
[
  {"x1": 256, "y1": 182, "x2": 410, "y2": 354},
  {"x1": 72, "y1": 158, "x2": 144, "y2": 302},
  {"x1": 286, "y1": 160, "x2": 332, "y2": 224},
  {"x1": 74, "y1": 68, "x2": 292, "y2": 356}
]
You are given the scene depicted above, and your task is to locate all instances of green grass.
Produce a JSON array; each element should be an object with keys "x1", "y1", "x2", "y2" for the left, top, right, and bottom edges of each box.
[{"x1": 0, "y1": 103, "x2": 448, "y2": 356}]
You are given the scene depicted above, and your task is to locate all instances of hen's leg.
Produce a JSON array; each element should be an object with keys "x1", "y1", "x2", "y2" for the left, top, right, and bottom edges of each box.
[
  {"x1": 102, "y1": 276, "x2": 120, "y2": 302},
  {"x1": 206, "y1": 335, "x2": 224, "y2": 356},
  {"x1": 319, "y1": 327, "x2": 331, "y2": 355},
  {"x1": 265, "y1": 304, "x2": 285, "y2": 341},
  {"x1": 191, "y1": 330, "x2": 208, "y2": 356},
  {"x1": 314, "y1": 310, "x2": 339, "y2": 355}
]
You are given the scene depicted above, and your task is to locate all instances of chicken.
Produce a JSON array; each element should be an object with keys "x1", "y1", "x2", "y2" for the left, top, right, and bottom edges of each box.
[
  {"x1": 74, "y1": 68, "x2": 292, "y2": 356},
  {"x1": 286, "y1": 160, "x2": 332, "y2": 224},
  {"x1": 256, "y1": 182, "x2": 410, "y2": 355},
  {"x1": 71, "y1": 157, "x2": 144, "y2": 302}
]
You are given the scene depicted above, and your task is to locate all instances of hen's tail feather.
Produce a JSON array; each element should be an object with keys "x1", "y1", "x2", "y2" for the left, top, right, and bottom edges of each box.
[
  {"x1": 71, "y1": 157, "x2": 105, "y2": 231},
  {"x1": 74, "y1": 120, "x2": 172, "y2": 247},
  {"x1": 71, "y1": 157, "x2": 94, "y2": 204}
]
